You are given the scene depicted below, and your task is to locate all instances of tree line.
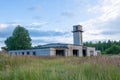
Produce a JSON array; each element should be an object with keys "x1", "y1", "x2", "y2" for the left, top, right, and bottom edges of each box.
[{"x1": 84, "y1": 40, "x2": 120, "y2": 54}]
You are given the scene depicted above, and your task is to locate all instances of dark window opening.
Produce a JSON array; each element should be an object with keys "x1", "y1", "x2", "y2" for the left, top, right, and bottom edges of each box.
[
  {"x1": 76, "y1": 26, "x2": 78, "y2": 30},
  {"x1": 56, "y1": 50, "x2": 65, "y2": 56},
  {"x1": 73, "y1": 50, "x2": 79, "y2": 56},
  {"x1": 27, "y1": 52, "x2": 30, "y2": 55},
  {"x1": 22, "y1": 52, "x2": 24, "y2": 55},
  {"x1": 33, "y1": 51, "x2": 36, "y2": 56},
  {"x1": 83, "y1": 49, "x2": 87, "y2": 57}
]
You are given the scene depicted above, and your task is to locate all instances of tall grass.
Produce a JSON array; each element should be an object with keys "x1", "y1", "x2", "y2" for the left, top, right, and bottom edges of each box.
[{"x1": 0, "y1": 52, "x2": 120, "y2": 80}]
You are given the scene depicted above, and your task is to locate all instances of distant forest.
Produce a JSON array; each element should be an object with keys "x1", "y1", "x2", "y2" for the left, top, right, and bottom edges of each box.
[{"x1": 84, "y1": 40, "x2": 120, "y2": 54}]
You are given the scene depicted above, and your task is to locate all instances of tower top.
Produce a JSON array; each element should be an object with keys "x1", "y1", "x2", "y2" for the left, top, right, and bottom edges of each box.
[{"x1": 73, "y1": 25, "x2": 83, "y2": 32}]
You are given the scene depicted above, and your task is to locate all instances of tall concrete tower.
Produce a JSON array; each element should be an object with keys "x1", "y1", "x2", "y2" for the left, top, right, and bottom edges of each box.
[{"x1": 72, "y1": 25, "x2": 83, "y2": 45}]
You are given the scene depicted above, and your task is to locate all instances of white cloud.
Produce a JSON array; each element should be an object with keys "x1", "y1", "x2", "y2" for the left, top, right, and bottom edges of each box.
[
  {"x1": 28, "y1": 22, "x2": 49, "y2": 31},
  {"x1": 81, "y1": 0, "x2": 120, "y2": 41},
  {"x1": 100, "y1": 0, "x2": 120, "y2": 21},
  {"x1": 0, "y1": 38, "x2": 6, "y2": 41},
  {"x1": 0, "y1": 24, "x2": 8, "y2": 30},
  {"x1": 30, "y1": 22, "x2": 48, "y2": 26}
]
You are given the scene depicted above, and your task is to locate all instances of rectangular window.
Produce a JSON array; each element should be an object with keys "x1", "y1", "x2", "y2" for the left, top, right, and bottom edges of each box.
[
  {"x1": 22, "y1": 52, "x2": 24, "y2": 55},
  {"x1": 27, "y1": 51, "x2": 30, "y2": 55},
  {"x1": 76, "y1": 26, "x2": 78, "y2": 30},
  {"x1": 33, "y1": 51, "x2": 36, "y2": 55}
]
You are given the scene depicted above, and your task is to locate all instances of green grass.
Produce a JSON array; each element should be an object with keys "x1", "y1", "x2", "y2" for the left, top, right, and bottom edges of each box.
[{"x1": 0, "y1": 53, "x2": 120, "y2": 80}]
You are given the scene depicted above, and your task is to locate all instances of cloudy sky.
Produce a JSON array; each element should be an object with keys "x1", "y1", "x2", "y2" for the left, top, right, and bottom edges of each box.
[{"x1": 0, "y1": 0, "x2": 120, "y2": 49}]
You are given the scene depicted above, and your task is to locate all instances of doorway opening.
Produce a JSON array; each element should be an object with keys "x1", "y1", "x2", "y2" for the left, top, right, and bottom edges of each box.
[
  {"x1": 83, "y1": 49, "x2": 87, "y2": 57},
  {"x1": 56, "y1": 50, "x2": 65, "y2": 56},
  {"x1": 73, "y1": 50, "x2": 79, "y2": 56}
]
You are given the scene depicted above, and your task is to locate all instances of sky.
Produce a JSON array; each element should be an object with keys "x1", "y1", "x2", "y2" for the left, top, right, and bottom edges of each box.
[{"x1": 0, "y1": 0, "x2": 120, "y2": 49}]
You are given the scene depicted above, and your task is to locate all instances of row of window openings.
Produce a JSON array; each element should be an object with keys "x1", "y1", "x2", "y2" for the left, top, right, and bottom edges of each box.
[{"x1": 11, "y1": 51, "x2": 36, "y2": 55}]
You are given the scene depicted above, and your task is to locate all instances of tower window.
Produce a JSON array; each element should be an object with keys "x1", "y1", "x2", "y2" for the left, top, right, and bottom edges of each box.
[{"x1": 76, "y1": 26, "x2": 78, "y2": 30}]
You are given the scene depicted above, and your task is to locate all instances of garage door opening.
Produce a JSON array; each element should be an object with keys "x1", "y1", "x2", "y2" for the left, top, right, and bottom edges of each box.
[
  {"x1": 73, "y1": 50, "x2": 79, "y2": 56},
  {"x1": 56, "y1": 50, "x2": 65, "y2": 56}
]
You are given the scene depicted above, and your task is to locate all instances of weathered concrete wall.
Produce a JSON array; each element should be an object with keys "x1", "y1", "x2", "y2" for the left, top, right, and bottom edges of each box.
[
  {"x1": 9, "y1": 45, "x2": 99, "y2": 57},
  {"x1": 73, "y1": 25, "x2": 83, "y2": 45},
  {"x1": 86, "y1": 47, "x2": 96, "y2": 56},
  {"x1": 50, "y1": 48, "x2": 68, "y2": 56},
  {"x1": 67, "y1": 44, "x2": 83, "y2": 57},
  {"x1": 50, "y1": 48, "x2": 56, "y2": 56},
  {"x1": 95, "y1": 50, "x2": 101, "y2": 56}
]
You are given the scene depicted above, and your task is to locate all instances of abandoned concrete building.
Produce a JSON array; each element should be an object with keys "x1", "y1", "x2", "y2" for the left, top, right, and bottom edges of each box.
[{"x1": 9, "y1": 25, "x2": 101, "y2": 57}]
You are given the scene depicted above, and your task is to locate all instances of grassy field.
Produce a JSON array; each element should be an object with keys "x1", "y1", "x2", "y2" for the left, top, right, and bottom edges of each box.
[{"x1": 0, "y1": 53, "x2": 120, "y2": 80}]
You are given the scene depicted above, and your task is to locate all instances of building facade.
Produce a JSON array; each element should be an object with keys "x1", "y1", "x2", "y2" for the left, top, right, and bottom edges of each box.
[{"x1": 9, "y1": 25, "x2": 101, "y2": 57}]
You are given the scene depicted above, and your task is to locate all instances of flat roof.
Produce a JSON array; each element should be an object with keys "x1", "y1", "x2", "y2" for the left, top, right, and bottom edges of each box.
[{"x1": 9, "y1": 43, "x2": 83, "y2": 51}]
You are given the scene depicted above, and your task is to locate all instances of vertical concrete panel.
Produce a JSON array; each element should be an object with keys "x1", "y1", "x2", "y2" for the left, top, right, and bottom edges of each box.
[
  {"x1": 50, "y1": 48, "x2": 56, "y2": 56},
  {"x1": 64, "y1": 49, "x2": 68, "y2": 57},
  {"x1": 78, "y1": 47, "x2": 83, "y2": 57}
]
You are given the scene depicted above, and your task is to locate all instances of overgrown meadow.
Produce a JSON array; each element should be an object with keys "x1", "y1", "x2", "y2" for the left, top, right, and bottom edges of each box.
[{"x1": 0, "y1": 53, "x2": 120, "y2": 80}]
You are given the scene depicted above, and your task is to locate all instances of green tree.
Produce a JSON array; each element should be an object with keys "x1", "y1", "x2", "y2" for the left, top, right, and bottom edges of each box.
[
  {"x1": 5, "y1": 25, "x2": 31, "y2": 50},
  {"x1": 104, "y1": 45, "x2": 120, "y2": 54},
  {"x1": 84, "y1": 40, "x2": 120, "y2": 54}
]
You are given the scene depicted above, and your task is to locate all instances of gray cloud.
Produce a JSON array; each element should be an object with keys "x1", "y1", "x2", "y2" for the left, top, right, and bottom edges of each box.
[
  {"x1": 100, "y1": 30, "x2": 120, "y2": 35},
  {"x1": 32, "y1": 39, "x2": 52, "y2": 45},
  {"x1": 26, "y1": 22, "x2": 49, "y2": 30},
  {"x1": 61, "y1": 12, "x2": 75, "y2": 18},
  {"x1": 29, "y1": 30, "x2": 68, "y2": 37},
  {"x1": 28, "y1": 6, "x2": 41, "y2": 11},
  {"x1": 0, "y1": 32, "x2": 12, "y2": 37},
  {"x1": 32, "y1": 16, "x2": 42, "y2": 20}
]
